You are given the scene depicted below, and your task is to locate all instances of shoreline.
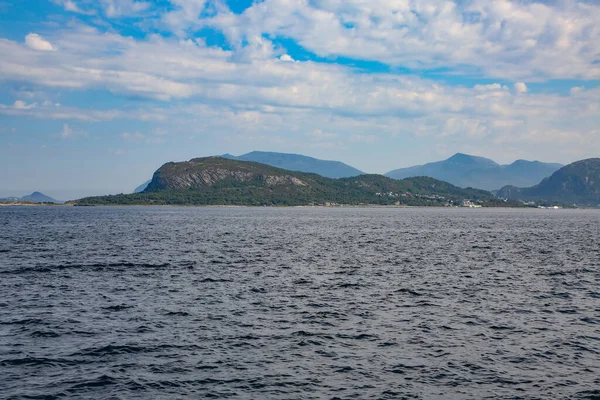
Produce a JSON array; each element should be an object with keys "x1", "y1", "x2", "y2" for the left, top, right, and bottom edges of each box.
[{"x1": 1, "y1": 203, "x2": 591, "y2": 209}]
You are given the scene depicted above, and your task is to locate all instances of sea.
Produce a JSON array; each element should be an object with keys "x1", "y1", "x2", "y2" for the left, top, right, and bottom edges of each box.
[{"x1": 0, "y1": 206, "x2": 599, "y2": 399}]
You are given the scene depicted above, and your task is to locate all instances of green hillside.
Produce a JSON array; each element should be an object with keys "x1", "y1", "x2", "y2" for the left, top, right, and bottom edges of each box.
[
  {"x1": 497, "y1": 158, "x2": 600, "y2": 206},
  {"x1": 75, "y1": 157, "x2": 516, "y2": 207}
]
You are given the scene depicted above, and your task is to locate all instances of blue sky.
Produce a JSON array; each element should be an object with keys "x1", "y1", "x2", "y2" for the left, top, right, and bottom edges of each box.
[{"x1": 0, "y1": 0, "x2": 599, "y2": 200}]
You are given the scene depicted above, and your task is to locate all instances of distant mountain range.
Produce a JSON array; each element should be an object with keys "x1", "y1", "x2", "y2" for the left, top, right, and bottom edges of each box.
[
  {"x1": 131, "y1": 152, "x2": 364, "y2": 193},
  {"x1": 79, "y1": 157, "x2": 516, "y2": 207},
  {"x1": 132, "y1": 151, "x2": 364, "y2": 193},
  {"x1": 385, "y1": 153, "x2": 563, "y2": 191},
  {"x1": 221, "y1": 151, "x2": 364, "y2": 178},
  {"x1": 496, "y1": 158, "x2": 600, "y2": 206},
  {"x1": 0, "y1": 191, "x2": 59, "y2": 203}
]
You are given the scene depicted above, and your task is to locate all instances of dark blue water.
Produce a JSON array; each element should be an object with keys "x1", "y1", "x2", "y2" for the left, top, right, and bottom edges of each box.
[{"x1": 0, "y1": 206, "x2": 599, "y2": 399}]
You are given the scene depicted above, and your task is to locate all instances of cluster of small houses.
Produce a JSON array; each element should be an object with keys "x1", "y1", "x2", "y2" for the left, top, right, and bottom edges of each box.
[{"x1": 374, "y1": 191, "x2": 482, "y2": 207}]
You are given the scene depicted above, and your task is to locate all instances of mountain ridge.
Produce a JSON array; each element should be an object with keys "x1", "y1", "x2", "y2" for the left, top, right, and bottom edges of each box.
[
  {"x1": 496, "y1": 158, "x2": 600, "y2": 206},
  {"x1": 0, "y1": 191, "x2": 59, "y2": 203},
  {"x1": 386, "y1": 153, "x2": 563, "y2": 190},
  {"x1": 221, "y1": 151, "x2": 364, "y2": 178}
]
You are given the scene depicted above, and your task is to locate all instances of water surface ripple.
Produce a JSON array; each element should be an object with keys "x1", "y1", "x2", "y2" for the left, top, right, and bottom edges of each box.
[{"x1": 1, "y1": 206, "x2": 599, "y2": 399}]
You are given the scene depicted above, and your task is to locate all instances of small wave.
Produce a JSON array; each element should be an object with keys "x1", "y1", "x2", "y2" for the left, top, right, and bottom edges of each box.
[
  {"x1": 395, "y1": 288, "x2": 423, "y2": 296},
  {"x1": 335, "y1": 282, "x2": 362, "y2": 288},
  {"x1": 0, "y1": 318, "x2": 47, "y2": 326},
  {"x1": 164, "y1": 311, "x2": 191, "y2": 317},
  {"x1": 197, "y1": 277, "x2": 233, "y2": 283},
  {"x1": 575, "y1": 389, "x2": 600, "y2": 399},
  {"x1": 388, "y1": 362, "x2": 425, "y2": 374},
  {"x1": 1, "y1": 357, "x2": 76, "y2": 366},
  {"x1": 250, "y1": 287, "x2": 267, "y2": 293},
  {"x1": 489, "y1": 325, "x2": 516, "y2": 331},
  {"x1": 334, "y1": 366, "x2": 353, "y2": 372},
  {"x1": 1, "y1": 262, "x2": 171, "y2": 275},
  {"x1": 29, "y1": 330, "x2": 61, "y2": 338},
  {"x1": 69, "y1": 374, "x2": 118, "y2": 390},
  {"x1": 103, "y1": 304, "x2": 134, "y2": 312},
  {"x1": 71, "y1": 344, "x2": 148, "y2": 357},
  {"x1": 336, "y1": 333, "x2": 379, "y2": 340},
  {"x1": 580, "y1": 317, "x2": 599, "y2": 324},
  {"x1": 292, "y1": 278, "x2": 313, "y2": 285}
]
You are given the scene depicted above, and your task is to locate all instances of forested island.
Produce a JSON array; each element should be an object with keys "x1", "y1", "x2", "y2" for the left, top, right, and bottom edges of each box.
[{"x1": 73, "y1": 157, "x2": 524, "y2": 207}]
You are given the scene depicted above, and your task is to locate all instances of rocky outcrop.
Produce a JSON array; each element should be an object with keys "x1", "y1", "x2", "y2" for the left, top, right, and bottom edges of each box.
[{"x1": 145, "y1": 157, "x2": 308, "y2": 191}]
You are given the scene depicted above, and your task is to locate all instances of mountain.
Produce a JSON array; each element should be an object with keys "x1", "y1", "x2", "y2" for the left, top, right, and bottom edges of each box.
[
  {"x1": 74, "y1": 157, "x2": 517, "y2": 207},
  {"x1": 133, "y1": 180, "x2": 151, "y2": 193},
  {"x1": 385, "y1": 153, "x2": 563, "y2": 190},
  {"x1": 496, "y1": 158, "x2": 600, "y2": 206},
  {"x1": 0, "y1": 192, "x2": 59, "y2": 203},
  {"x1": 221, "y1": 151, "x2": 364, "y2": 178}
]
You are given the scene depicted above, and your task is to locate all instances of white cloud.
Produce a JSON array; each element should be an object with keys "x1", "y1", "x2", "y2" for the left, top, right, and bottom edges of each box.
[
  {"x1": 53, "y1": 0, "x2": 148, "y2": 16},
  {"x1": 0, "y1": 16, "x2": 598, "y2": 164},
  {"x1": 52, "y1": 0, "x2": 94, "y2": 15},
  {"x1": 514, "y1": 82, "x2": 528, "y2": 94},
  {"x1": 102, "y1": 0, "x2": 150, "y2": 17},
  {"x1": 25, "y1": 33, "x2": 55, "y2": 51},
  {"x1": 570, "y1": 86, "x2": 584, "y2": 95},
  {"x1": 60, "y1": 123, "x2": 87, "y2": 139},
  {"x1": 279, "y1": 54, "x2": 294, "y2": 62},
  {"x1": 162, "y1": 0, "x2": 211, "y2": 34},
  {"x1": 202, "y1": 0, "x2": 600, "y2": 80},
  {"x1": 13, "y1": 100, "x2": 37, "y2": 109}
]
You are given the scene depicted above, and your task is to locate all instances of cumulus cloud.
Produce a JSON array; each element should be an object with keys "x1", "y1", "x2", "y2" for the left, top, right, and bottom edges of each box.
[
  {"x1": 202, "y1": 0, "x2": 600, "y2": 80},
  {"x1": 0, "y1": 100, "x2": 37, "y2": 110},
  {"x1": 0, "y1": 8, "x2": 598, "y2": 164},
  {"x1": 25, "y1": 33, "x2": 55, "y2": 51},
  {"x1": 570, "y1": 86, "x2": 584, "y2": 95},
  {"x1": 514, "y1": 82, "x2": 528, "y2": 94},
  {"x1": 13, "y1": 100, "x2": 37, "y2": 109}
]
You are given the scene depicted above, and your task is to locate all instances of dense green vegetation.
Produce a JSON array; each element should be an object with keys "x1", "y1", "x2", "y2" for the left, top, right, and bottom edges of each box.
[
  {"x1": 497, "y1": 158, "x2": 600, "y2": 206},
  {"x1": 75, "y1": 157, "x2": 523, "y2": 207}
]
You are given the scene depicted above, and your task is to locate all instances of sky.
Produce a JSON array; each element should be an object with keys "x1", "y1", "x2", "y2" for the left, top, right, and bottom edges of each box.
[{"x1": 0, "y1": 0, "x2": 599, "y2": 200}]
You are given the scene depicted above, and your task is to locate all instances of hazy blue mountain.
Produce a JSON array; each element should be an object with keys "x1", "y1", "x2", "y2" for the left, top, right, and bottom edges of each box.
[
  {"x1": 385, "y1": 153, "x2": 562, "y2": 190},
  {"x1": 497, "y1": 158, "x2": 600, "y2": 206},
  {"x1": 133, "y1": 180, "x2": 151, "y2": 193},
  {"x1": 0, "y1": 192, "x2": 59, "y2": 203},
  {"x1": 221, "y1": 151, "x2": 364, "y2": 178}
]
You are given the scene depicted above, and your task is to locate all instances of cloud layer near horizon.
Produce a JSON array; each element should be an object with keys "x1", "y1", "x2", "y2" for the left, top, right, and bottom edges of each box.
[{"x1": 0, "y1": 0, "x2": 599, "y2": 196}]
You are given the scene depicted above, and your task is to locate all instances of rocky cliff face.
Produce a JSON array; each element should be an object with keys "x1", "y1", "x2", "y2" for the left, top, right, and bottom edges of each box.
[{"x1": 145, "y1": 157, "x2": 309, "y2": 191}]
